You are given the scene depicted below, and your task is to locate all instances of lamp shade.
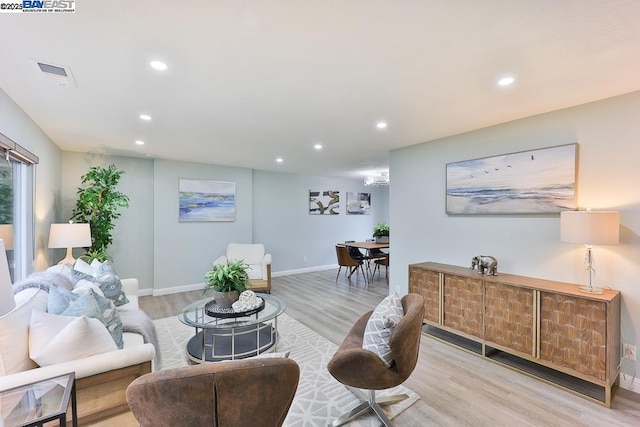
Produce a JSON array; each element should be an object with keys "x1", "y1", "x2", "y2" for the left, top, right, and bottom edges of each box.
[
  {"x1": 560, "y1": 210, "x2": 620, "y2": 245},
  {"x1": 0, "y1": 239, "x2": 15, "y2": 316},
  {"x1": 0, "y1": 224, "x2": 13, "y2": 250},
  {"x1": 48, "y1": 222, "x2": 92, "y2": 249}
]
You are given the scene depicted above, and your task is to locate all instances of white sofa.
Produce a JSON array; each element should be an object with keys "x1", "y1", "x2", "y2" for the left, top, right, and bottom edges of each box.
[
  {"x1": 0, "y1": 277, "x2": 155, "y2": 424},
  {"x1": 215, "y1": 243, "x2": 272, "y2": 292}
]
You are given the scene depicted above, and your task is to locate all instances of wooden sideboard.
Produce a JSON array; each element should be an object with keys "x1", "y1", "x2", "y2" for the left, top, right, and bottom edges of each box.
[{"x1": 409, "y1": 262, "x2": 621, "y2": 407}]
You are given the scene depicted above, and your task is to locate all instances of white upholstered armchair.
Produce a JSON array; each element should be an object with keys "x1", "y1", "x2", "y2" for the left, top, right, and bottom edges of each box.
[{"x1": 214, "y1": 243, "x2": 272, "y2": 292}]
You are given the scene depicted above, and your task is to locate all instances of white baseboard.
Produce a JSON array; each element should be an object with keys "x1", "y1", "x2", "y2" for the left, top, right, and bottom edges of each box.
[
  {"x1": 272, "y1": 264, "x2": 337, "y2": 277},
  {"x1": 620, "y1": 372, "x2": 640, "y2": 393},
  {"x1": 152, "y1": 282, "x2": 205, "y2": 296},
  {"x1": 138, "y1": 288, "x2": 153, "y2": 296},
  {"x1": 146, "y1": 265, "x2": 338, "y2": 296}
]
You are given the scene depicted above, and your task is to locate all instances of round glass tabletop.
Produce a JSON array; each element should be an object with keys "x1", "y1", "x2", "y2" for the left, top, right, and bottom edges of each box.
[{"x1": 179, "y1": 294, "x2": 286, "y2": 330}]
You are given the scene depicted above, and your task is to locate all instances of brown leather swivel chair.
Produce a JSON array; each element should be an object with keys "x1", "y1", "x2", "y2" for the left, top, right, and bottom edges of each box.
[
  {"x1": 126, "y1": 357, "x2": 299, "y2": 427},
  {"x1": 327, "y1": 293, "x2": 424, "y2": 426}
]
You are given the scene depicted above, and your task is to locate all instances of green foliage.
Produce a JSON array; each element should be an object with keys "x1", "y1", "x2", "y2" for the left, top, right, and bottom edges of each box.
[
  {"x1": 71, "y1": 164, "x2": 129, "y2": 255},
  {"x1": 373, "y1": 221, "x2": 390, "y2": 237},
  {"x1": 79, "y1": 247, "x2": 111, "y2": 263},
  {"x1": 0, "y1": 168, "x2": 13, "y2": 224},
  {"x1": 204, "y1": 259, "x2": 249, "y2": 293}
]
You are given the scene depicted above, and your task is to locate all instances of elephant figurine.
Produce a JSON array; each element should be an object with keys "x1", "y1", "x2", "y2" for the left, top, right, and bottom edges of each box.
[{"x1": 470, "y1": 255, "x2": 498, "y2": 276}]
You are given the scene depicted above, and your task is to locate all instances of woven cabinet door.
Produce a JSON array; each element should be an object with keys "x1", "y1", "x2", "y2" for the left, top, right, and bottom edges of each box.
[
  {"x1": 539, "y1": 292, "x2": 607, "y2": 381},
  {"x1": 409, "y1": 267, "x2": 440, "y2": 323},
  {"x1": 443, "y1": 274, "x2": 483, "y2": 338},
  {"x1": 484, "y1": 281, "x2": 535, "y2": 356}
]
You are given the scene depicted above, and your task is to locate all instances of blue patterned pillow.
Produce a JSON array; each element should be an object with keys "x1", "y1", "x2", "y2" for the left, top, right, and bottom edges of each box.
[
  {"x1": 71, "y1": 260, "x2": 129, "y2": 307},
  {"x1": 362, "y1": 292, "x2": 404, "y2": 367},
  {"x1": 48, "y1": 285, "x2": 124, "y2": 349}
]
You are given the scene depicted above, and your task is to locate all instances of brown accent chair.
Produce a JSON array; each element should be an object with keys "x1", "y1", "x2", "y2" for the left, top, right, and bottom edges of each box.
[
  {"x1": 335, "y1": 244, "x2": 367, "y2": 282},
  {"x1": 126, "y1": 358, "x2": 299, "y2": 427},
  {"x1": 327, "y1": 293, "x2": 424, "y2": 426}
]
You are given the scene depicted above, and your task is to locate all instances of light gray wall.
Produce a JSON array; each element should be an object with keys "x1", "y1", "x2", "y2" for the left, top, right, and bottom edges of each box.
[
  {"x1": 0, "y1": 88, "x2": 61, "y2": 272},
  {"x1": 60, "y1": 152, "x2": 155, "y2": 289},
  {"x1": 252, "y1": 170, "x2": 389, "y2": 272},
  {"x1": 389, "y1": 90, "x2": 640, "y2": 379},
  {"x1": 55, "y1": 154, "x2": 390, "y2": 292},
  {"x1": 153, "y1": 159, "x2": 253, "y2": 290}
]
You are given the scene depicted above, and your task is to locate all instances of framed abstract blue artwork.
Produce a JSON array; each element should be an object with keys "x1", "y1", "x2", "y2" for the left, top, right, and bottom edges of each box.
[
  {"x1": 446, "y1": 143, "x2": 577, "y2": 214},
  {"x1": 179, "y1": 179, "x2": 235, "y2": 221}
]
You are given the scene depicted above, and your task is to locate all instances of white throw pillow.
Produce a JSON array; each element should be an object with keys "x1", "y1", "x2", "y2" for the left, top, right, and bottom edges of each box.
[
  {"x1": 0, "y1": 289, "x2": 48, "y2": 375},
  {"x1": 29, "y1": 311, "x2": 117, "y2": 366},
  {"x1": 362, "y1": 292, "x2": 404, "y2": 367},
  {"x1": 72, "y1": 279, "x2": 105, "y2": 297},
  {"x1": 46, "y1": 263, "x2": 73, "y2": 277},
  {"x1": 73, "y1": 258, "x2": 96, "y2": 276}
]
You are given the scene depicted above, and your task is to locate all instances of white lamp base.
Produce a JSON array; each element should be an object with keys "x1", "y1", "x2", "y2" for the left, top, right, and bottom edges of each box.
[
  {"x1": 57, "y1": 247, "x2": 77, "y2": 265},
  {"x1": 578, "y1": 285, "x2": 605, "y2": 295}
]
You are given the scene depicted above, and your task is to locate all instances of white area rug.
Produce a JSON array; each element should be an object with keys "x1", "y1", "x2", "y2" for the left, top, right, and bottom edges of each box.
[{"x1": 153, "y1": 313, "x2": 419, "y2": 426}]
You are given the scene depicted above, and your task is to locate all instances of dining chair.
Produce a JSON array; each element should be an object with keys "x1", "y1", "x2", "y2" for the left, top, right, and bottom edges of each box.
[
  {"x1": 373, "y1": 255, "x2": 390, "y2": 279},
  {"x1": 344, "y1": 241, "x2": 365, "y2": 262},
  {"x1": 336, "y1": 245, "x2": 367, "y2": 283},
  {"x1": 363, "y1": 239, "x2": 387, "y2": 278}
]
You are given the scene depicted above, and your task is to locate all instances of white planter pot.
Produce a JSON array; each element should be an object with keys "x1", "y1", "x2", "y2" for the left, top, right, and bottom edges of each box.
[{"x1": 375, "y1": 236, "x2": 389, "y2": 244}]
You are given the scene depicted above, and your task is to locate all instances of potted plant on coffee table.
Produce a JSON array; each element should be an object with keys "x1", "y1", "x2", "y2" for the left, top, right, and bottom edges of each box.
[
  {"x1": 373, "y1": 221, "x2": 390, "y2": 243},
  {"x1": 204, "y1": 259, "x2": 249, "y2": 308}
]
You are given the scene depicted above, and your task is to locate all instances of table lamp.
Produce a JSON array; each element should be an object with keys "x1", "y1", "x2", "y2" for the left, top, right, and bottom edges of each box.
[
  {"x1": 0, "y1": 224, "x2": 13, "y2": 250},
  {"x1": 0, "y1": 238, "x2": 15, "y2": 316},
  {"x1": 48, "y1": 221, "x2": 92, "y2": 265},
  {"x1": 560, "y1": 209, "x2": 619, "y2": 294}
]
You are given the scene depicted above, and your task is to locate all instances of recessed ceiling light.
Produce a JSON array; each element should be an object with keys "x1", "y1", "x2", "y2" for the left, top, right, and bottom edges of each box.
[
  {"x1": 376, "y1": 121, "x2": 388, "y2": 129},
  {"x1": 276, "y1": 157, "x2": 283, "y2": 163},
  {"x1": 139, "y1": 114, "x2": 151, "y2": 121},
  {"x1": 150, "y1": 60, "x2": 167, "y2": 71},
  {"x1": 314, "y1": 144, "x2": 323, "y2": 150},
  {"x1": 135, "y1": 140, "x2": 145, "y2": 146},
  {"x1": 497, "y1": 76, "x2": 515, "y2": 86}
]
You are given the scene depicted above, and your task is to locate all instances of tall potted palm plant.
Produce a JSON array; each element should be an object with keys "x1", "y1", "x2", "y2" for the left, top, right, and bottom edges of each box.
[{"x1": 71, "y1": 164, "x2": 129, "y2": 259}]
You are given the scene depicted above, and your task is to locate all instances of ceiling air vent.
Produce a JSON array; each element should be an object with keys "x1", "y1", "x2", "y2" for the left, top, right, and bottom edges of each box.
[{"x1": 33, "y1": 60, "x2": 77, "y2": 87}]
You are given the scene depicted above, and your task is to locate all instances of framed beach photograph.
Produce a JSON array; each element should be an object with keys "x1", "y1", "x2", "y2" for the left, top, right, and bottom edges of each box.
[
  {"x1": 446, "y1": 143, "x2": 577, "y2": 214},
  {"x1": 346, "y1": 192, "x2": 371, "y2": 215},
  {"x1": 179, "y1": 179, "x2": 236, "y2": 221},
  {"x1": 309, "y1": 190, "x2": 340, "y2": 215}
]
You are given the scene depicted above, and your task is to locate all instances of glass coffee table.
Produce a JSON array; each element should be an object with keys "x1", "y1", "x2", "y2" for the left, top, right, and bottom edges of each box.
[
  {"x1": 0, "y1": 372, "x2": 77, "y2": 427},
  {"x1": 179, "y1": 294, "x2": 286, "y2": 363}
]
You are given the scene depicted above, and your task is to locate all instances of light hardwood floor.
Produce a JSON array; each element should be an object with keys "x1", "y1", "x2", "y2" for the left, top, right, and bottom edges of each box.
[{"x1": 140, "y1": 269, "x2": 640, "y2": 426}]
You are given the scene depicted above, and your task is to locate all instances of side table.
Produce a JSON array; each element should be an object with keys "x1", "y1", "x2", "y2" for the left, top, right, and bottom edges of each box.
[{"x1": 0, "y1": 372, "x2": 77, "y2": 427}]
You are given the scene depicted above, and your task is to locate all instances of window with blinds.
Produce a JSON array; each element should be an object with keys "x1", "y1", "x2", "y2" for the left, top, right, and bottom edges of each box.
[{"x1": 0, "y1": 132, "x2": 38, "y2": 281}]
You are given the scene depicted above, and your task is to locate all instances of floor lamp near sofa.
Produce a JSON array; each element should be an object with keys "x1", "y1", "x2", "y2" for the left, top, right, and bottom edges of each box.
[
  {"x1": 0, "y1": 239, "x2": 15, "y2": 316},
  {"x1": 560, "y1": 209, "x2": 619, "y2": 294}
]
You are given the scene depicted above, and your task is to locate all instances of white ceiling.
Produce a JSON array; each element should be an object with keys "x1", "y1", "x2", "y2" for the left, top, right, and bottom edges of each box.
[{"x1": 1, "y1": 1, "x2": 639, "y2": 179}]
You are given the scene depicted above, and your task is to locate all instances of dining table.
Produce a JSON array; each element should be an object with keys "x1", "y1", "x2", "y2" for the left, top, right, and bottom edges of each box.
[
  {"x1": 343, "y1": 241, "x2": 389, "y2": 251},
  {"x1": 343, "y1": 241, "x2": 389, "y2": 280}
]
